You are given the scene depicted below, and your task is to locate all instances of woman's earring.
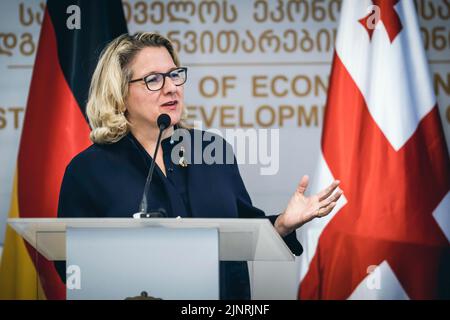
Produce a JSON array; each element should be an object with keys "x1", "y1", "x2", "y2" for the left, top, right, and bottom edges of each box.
[{"x1": 179, "y1": 146, "x2": 187, "y2": 167}]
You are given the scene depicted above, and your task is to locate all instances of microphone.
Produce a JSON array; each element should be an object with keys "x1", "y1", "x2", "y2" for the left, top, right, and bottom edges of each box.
[{"x1": 134, "y1": 114, "x2": 171, "y2": 218}]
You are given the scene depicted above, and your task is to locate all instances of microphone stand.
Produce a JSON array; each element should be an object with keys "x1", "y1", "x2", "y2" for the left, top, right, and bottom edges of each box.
[{"x1": 134, "y1": 115, "x2": 170, "y2": 219}]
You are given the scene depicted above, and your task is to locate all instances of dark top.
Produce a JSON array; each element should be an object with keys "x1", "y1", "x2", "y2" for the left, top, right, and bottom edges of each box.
[{"x1": 56, "y1": 129, "x2": 303, "y2": 299}]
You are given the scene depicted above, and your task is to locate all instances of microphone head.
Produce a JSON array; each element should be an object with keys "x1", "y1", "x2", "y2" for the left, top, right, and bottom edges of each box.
[{"x1": 157, "y1": 113, "x2": 171, "y2": 130}]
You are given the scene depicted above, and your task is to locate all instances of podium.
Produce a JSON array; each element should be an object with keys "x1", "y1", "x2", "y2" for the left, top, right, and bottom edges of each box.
[{"x1": 8, "y1": 217, "x2": 295, "y2": 300}]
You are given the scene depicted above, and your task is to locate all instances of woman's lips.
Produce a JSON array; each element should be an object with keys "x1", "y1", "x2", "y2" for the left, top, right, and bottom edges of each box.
[{"x1": 160, "y1": 100, "x2": 178, "y2": 110}]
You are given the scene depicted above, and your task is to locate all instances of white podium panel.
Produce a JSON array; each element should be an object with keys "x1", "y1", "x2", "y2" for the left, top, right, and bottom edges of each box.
[{"x1": 66, "y1": 227, "x2": 219, "y2": 300}]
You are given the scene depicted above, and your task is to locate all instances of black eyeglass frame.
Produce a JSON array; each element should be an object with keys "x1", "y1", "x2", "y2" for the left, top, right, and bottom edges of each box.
[{"x1": 128, "y1": 67, "x2": 188, "y2": 91}]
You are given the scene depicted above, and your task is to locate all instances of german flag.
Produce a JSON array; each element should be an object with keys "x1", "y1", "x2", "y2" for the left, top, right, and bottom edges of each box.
[{"x1": 0, "y1": 0, "x2": 127, "y2": 299}]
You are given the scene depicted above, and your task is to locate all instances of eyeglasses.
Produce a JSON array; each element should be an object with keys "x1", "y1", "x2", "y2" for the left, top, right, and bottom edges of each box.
[{"x1": 129, "y1": 67, "x2": 188, "y2": 91}]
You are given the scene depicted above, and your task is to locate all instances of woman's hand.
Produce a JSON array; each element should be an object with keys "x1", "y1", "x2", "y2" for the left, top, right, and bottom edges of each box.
[{"x1": 275, "y1": 175, "x2": 343, "y2": 237}]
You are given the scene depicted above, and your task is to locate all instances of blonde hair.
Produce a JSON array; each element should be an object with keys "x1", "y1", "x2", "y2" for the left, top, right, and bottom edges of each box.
[{"x1": 86, "y1": 32, "x2": 186, "y2": 144}]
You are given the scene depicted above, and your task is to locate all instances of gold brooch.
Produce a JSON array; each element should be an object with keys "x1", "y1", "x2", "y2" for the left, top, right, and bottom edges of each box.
[{"x1": 179, "y1": 146, "x2": 188, "y2": 167}]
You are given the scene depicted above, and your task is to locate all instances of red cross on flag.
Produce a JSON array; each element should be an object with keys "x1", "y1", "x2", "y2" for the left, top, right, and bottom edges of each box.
[{"x1": 297, "y1": 0, "x2": 450, "y2": 299}]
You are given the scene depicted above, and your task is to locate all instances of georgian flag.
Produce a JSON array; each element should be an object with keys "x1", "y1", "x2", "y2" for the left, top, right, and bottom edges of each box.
[{"x1": 297, "y1": 0, "x2": 450, "y2": 299}]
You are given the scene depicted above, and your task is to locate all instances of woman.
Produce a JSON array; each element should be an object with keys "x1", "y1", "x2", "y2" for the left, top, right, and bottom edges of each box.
[{"x1": 57, "y1": 32, "x2": 342, "y2": 299}]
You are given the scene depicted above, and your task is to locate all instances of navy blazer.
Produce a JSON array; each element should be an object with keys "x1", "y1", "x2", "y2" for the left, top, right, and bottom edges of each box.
[{"x1": 56, "y1": 129, "x2": 302, "y2": 299}]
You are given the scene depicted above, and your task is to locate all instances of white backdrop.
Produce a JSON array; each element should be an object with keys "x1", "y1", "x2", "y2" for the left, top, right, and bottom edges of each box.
[{"x1": 0, "y1": 0, "x2": 449, "y2": 299}]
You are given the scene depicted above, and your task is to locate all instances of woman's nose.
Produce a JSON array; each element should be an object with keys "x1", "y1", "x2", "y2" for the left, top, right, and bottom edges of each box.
[{"x1": 162, "y1": 76, "x2": 177, "y2": 95}]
